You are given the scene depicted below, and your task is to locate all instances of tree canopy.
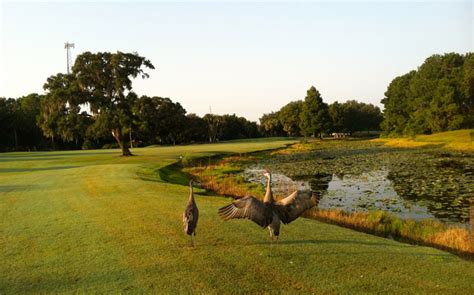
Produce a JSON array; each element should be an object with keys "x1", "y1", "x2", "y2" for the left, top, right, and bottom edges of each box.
[
  {"x1": 299, "y1": 86, "x2": 331, "y2": 138},
  {"x1": 134, "y1": 96, "x2": 187, "y2": 145},
  {"x1": 381, "y1": 53, "x2": 473, "y2": 136},
  {"x1": 259, "y1": 86, "x2": 383, "y2": 138},
  {"x1": 278, "y1": 101, "x2": 303, "y2": 137},
  {"x1": 259, "y1": 112, "x2": 284, "y2": 137},
  {"x1": 0, "y1": 94, "x2": 46, "y2": 151}
]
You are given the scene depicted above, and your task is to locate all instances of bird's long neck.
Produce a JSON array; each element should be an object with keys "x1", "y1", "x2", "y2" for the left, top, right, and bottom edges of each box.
[
  {"x1": 189, "y1": 183, "x2": 195, "y2": 203},
  {"x1": 264, "y1": 175, "x2": 273, "y2": 203}
]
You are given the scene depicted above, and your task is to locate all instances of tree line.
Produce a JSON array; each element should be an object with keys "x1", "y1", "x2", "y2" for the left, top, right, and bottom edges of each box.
[
  {"x1": 381, "y1": 52, "x2": 473, "y2": 136},
  {"x1": 0, "y1": 51, "x2": 259, "y2": 154},
  {"x1": 1, "y1": 51, "x2": 471, "y2": 154},
  {"x1": 259, "y1": 86, "x2": 383, "y2": 138},
  {"x1": 0, "y1": 94, "x2": 259, "y2": 153},
  {"x1": 0, "y1": 51, "x2": 386, "y2": 155}
]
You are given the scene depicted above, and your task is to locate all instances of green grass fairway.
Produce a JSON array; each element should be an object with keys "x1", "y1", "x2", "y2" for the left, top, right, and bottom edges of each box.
[{"x1": 1, "y1": 138, "x2": 473, "y2": 293}]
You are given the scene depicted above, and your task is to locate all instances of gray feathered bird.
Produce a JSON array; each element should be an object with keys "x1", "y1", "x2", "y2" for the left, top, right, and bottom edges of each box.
[
  {"x1": 183, "y1": 180, "x2": 199, "y2": 245},
  {"x1": 218, "y1": 170, "x2": 319, "y2": 240}
]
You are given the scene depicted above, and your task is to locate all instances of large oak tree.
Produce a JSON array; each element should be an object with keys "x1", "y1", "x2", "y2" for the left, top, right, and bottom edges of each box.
[
  {"x1": 40, "y1": 73, "x2": 90, "y2": 149},
  {"x1": 43, "y1": 51, "x2": 154, "y2": 155}
]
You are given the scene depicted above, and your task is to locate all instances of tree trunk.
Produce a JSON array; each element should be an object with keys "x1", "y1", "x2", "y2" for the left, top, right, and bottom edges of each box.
[
  {"x1": 121, "y1": 144, "x2": 132, "y2": 156},
  {"x1": 13, "y1": 129, "x2": 18, "y2": 151},
  {"x1": 111, "y1": 128, "x2": 133, "y2": 156}
]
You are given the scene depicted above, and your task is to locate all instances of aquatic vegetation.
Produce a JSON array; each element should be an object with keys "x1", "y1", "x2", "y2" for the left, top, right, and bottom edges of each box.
[
  {"x1": 186, "y1": 137, "x2": 474, "y2": 256},
  {"x1": 253, "y1": 140, "x2": 473, "y2": 224}
]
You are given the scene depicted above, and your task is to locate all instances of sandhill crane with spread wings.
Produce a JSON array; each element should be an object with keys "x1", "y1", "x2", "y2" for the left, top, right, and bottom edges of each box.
[
  {"x1": 183, "y1": 180, "x2": 199, "y2": 245},
  {"x1": 218, "y1": 170, "x2": 319, "y2": 240}
]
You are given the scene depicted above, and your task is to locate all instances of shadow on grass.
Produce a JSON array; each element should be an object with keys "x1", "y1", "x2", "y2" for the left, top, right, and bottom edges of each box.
[
  {"x1": 245, "y1": 239, "x2": 458, "y2": 259},
  {"x1": 0, "y1": 151, "x2": 118, "y2": 159},
  {"x1": 250, "y1": 237, "x2": 474, "y2": 260},
  {"x1": 0, "y1": 165, "x2": 79, "y2": 173},
  {"x1": 0, "y1": 157, "x2": 67, "y2": 163},
  {"x1": 137, "y1": 151, "x2": 236, "y2": 187},
  {"x1": 137, "y1": 163, "x2": 190, "y2": 186},
  {"x1": 0, "y1": 184, "x2": 40, "y2": 192},
  {"x1": 202, "y1": 238, "x2": 455, "y2": 259},
  {"x1": 250, "y1": 239, "x2": 412, "y2": 248}
]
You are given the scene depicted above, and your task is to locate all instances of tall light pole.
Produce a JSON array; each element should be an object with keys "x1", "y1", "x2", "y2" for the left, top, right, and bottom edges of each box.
[{"x1": 64, "y1": 42, "x2": 75, "y2": 74}]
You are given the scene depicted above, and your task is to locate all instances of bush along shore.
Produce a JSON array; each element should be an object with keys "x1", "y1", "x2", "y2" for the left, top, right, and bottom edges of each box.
[{"x1": 181, "y1": 142, "x2": 474, "y2": 258}]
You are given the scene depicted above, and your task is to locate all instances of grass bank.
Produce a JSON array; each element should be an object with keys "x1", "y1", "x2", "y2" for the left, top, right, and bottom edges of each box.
[
  {"x1": 374, "y1": 129, "x2": 474, "y2": 151},
  {"x1": 1, "y1": 138, "x2": 474, "y2": 293}
]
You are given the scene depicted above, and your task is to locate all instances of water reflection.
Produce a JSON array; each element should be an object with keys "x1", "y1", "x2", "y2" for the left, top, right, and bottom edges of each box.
[
  {"x1": 243, "y1": 169, "x2": 309, "y2": 196},
  {"x1": 322, "y1": 170, "x2": 435, "y2": 220}
]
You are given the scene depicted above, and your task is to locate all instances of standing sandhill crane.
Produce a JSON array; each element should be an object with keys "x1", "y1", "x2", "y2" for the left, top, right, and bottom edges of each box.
[
  {"x1": 218, "y1": 170, "x2": 319, "y2": 240},
  {"x1": 183, "y1": 180, "x2": 199, "y2": 245}
]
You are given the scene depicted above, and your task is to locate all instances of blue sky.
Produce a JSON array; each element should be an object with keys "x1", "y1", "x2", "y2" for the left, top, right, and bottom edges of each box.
[{"x1": 1, "y1": 1, "x2": 472, "y2": 121}]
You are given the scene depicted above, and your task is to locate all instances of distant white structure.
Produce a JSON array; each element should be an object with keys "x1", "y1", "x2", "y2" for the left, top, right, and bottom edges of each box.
[
  {"x1": 331, "y1": 132, "x2": 350, "y2": 139},
  {"x1": 64, "y1": 42, "x2": 75, "y2": 74}
]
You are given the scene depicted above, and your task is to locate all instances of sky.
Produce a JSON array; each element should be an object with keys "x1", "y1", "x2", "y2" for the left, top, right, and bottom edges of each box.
[{"x1": 0, "y1": 1, "x2": 472, "y2": 121}]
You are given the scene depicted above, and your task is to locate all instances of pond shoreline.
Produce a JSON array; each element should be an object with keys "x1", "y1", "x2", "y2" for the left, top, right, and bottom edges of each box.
[{"x1": 179, "y1": 139, "x2": 474, "y2": 258}]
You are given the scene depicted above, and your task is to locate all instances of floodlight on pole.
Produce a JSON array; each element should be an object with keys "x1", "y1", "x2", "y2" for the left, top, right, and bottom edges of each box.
[{"x1": 64, "y1": 42, "x2": 75, "y2": 74}]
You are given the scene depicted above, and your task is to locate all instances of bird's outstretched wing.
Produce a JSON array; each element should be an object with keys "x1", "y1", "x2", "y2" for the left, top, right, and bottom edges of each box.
[
  {"x1": 274, "y1": 190, "x2": 319, "y2": 224},
  {"x1": 218, "y1": 196, "x2": 272, "y2": 228}
]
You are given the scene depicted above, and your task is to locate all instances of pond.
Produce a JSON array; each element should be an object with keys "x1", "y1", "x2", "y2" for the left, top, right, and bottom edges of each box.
[{"x1": 243, "y1": 141, "x2": 474, "y2": 226}]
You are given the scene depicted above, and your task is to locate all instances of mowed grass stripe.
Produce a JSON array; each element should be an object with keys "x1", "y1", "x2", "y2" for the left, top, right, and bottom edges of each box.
[{"x1": 0, "y1": 169, "x2": 135, "y2": 293}]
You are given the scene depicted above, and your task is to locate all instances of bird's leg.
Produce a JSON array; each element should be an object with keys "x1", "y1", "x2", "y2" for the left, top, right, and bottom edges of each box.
[
  {"x1": 188, "y1": 235, "x2": 194, "y2": 247},
  {"x1": 274, "y1": 236, "x2": 280, "y2": 257},
  {"x1": 268, "y1": 227, "x2": 273, "y2": 240},
  {"x1": 269, "y1": 230, "x2": 274, "y2": 250}
]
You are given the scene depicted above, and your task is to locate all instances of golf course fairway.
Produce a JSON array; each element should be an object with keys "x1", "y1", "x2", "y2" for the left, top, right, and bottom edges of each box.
[{"x1": 1, "y1": 138, "x2": 473, "y2": 293}]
